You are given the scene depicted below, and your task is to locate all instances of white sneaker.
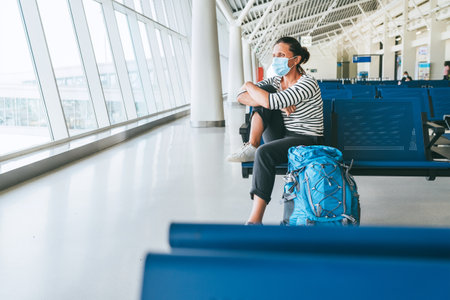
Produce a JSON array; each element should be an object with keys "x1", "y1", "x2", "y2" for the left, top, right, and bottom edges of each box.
[{"x1": 226, "y1": 142, "x2": 257, "y2": 162}]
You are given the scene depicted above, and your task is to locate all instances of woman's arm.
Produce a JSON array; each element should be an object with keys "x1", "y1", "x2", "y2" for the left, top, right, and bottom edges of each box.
[
  {"x1": 244, "y1": 82, "x2": 270, "y2": 108},
  {"x1": 268, "y1": 77, "x2": 317, "y2": 109},
  {"x1": 237, "y1": 91, "x2": 261, "y2": 106}
]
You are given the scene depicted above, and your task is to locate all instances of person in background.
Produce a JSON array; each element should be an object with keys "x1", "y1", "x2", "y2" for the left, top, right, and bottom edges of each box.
[
  {"x1": 226, "y1": 37, "x2": 323, "y2": 225},
  {"x1": 398, "y1": 71, "x2": 413, "y2": 85},
  {"x1": 402, "y1": 71, "x2": 413, "y2": 82},
  {"x1": 443, "y1": 61, "x2": 450, "y2": 80}
]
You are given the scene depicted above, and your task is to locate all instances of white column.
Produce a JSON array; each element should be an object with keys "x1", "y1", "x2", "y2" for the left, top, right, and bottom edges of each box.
[
  {"x1": 429, "y1": 0, "x2": 446, "y2": 80},
  {"x1": 382, "y1": 16, "x2": 395, "y2": 80},
  {"x1": 190, "y1": 0, "x2": 224, "y2": 127},
  {"x1": 242, "y1": 38, "x2": 253, "y2": 82},
  {"x1": 401, "y1": 0, "x2": 416, "y2": 79},
  {"x1": 227, "y1": 25, "x2": 244, "y2": 103},
  {"x1": 369, "y1": 41, "x2": 380, "y2": 79},
  {"x1": 348, "y1": 49, "x2": 358, "y2": 79},
  {"x1": 251, "y1": 51, "x2": 257, "y2": 82},
  {"x1": 336, "y1": 41, "x2": 344, "y2": 79}
]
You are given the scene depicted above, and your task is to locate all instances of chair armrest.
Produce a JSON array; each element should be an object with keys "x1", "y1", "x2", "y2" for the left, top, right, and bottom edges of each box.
[
  {"x1": 425, "y1": 121, "x2": 445, "y2": 148},
  {"x1": 444, "y1": 115, "x2": 450, "y2": 130},
  {"x1": 239, "y1": 122, "x2": 250, "y2": 143}
]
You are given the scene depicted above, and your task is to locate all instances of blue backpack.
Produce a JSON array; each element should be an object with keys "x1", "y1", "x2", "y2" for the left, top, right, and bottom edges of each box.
[{"x1": 282, "y1": 145, "x2": 360, "y2": 226}]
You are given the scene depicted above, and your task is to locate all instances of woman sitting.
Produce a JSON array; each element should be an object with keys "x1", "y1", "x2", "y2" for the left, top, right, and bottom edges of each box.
[{"x1": 227, "y1": 36, "x2": 324, "y2": 225}]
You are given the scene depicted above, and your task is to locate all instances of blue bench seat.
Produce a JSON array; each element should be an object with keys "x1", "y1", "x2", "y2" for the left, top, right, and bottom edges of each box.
[
  {"x1": 241, "y1": 98, "x2": 450, "y2": 179},
  {"x1": 142, "y1": 224, "x2": 450, "y2": 300}
]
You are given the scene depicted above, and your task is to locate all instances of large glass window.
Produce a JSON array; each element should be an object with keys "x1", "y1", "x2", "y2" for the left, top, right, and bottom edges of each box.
[
  {"x1": 133, "y1": 0, "x2": 143, "y2": 13},
  {"x1": 37, "y1": 0, "x2": 98, "y2": 136},
  {"x1": 148, "y1": 0, "x2": 158, "y2": 22},
  {"x1": 155, "y1": 28, "x2": 176, "y2": 109},
  {"x1": 138, "y1": 21, "x2": 163, "y2": 112},
  {"x1": 115, "y1": 11, "x2": 148, "y2": 117},
  {"x1": 174, "y1": 36, "x2": 190, "y2": 104},
  {"x1": 0, "y1": 0, "x2": 51, "y2": 156},
  {"x1": 83, "y1": 0, "x2": 127, "y2": 124},
  {"x1": 160, "y1": 0, "x2": 170, "y2": 28},
  {"x1": 168, "y1": 34, "x2": 186, "y2": 106}
]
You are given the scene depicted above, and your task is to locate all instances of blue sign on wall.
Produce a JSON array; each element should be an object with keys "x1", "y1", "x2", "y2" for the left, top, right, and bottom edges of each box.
[{"x1": 353, "y1": 56, "x2": 371, "y2": 63}]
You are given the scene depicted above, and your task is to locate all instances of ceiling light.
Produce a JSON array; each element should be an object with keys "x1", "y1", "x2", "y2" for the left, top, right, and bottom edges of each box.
[{"x1": 416, "y1": 30, "x2": 422, "y2": 35}]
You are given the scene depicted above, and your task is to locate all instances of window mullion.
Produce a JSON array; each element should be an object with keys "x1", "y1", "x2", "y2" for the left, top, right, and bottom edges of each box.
[
  {"x1": 127, "y1": 11, "x2": 157, "y2": 113},
  {"x1": 102, "y1": 0, "x2": 137, "y2": 119},
  {"x1": 19, "y1": 0, "x2": 69, "y2": 140},
  {"x1": 68, "y1": 0, "x2": 111, "y2": 128}
]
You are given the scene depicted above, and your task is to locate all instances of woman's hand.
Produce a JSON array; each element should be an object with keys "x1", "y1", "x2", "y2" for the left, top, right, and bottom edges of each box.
[{"x1": 281, "y1": 105, "x2": 296, "y2": 116}]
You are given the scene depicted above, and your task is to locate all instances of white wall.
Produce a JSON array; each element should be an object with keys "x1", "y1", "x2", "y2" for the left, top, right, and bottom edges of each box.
[{"x1": 304, "y1": 45, "x2": 337, "y2": 80}]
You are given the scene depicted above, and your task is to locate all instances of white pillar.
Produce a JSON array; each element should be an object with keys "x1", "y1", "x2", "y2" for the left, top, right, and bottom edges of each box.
[
  {"x1": 382, "y1": 15, "x2": 395, "y2": 80},
  {"x1": 429, "y1": 0, "x2": 446, "y2": 80},
  {"x1": 348, "y1": 49, "x2": 358, "y2": 79},
  {"x1": 227, "y1": 25, "x2": 244, "y2": 102},
  {"x1": 401, "y1": 0, "x2": 416, "y2": 79},
  {"x1": 254, "y1": 55, "x2": 260, "y2": 82},
  {"x1": 190, "y1": 0, "x2": 225, "y2": 127},
  {"x1": 242, "y1": 39, "x2": 253, "y2": 82},
  {"x1": 336, "y1": 42, "x2": 345, "y2": 79},
  {"x1": 251, "y1": 50, "x2": 257, "y2": 82},
  {"x1": 369, "y1": 41, "x2": 380, "y2": 79}
]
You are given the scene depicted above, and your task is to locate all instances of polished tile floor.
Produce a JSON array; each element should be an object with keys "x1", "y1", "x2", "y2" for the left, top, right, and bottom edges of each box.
[{"x1": 1, "y1": 103, "x2": 450, "y2": 299}]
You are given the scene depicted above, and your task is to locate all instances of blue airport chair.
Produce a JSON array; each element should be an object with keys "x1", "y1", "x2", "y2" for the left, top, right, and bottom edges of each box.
[
  {"x1": 343, "y1": 85, "x2": 376, "y2": 98},
  {"x1": 377, "y1": 87, "x2": 430, "y2": 116},
  {"x1": 377, "y1": 80, "x2": 398, "y2": 85},
  {"x1": 169, "y1": 223, "x2": 450, "y2": 259},
  {"x1": 429, "y1": 88, "x2": 450, "y2": 122},
  {"x1": 243, "y1": 98, "x2": 450, "y2": 179},
  {"x1": 332, "y1": 98, "x2": 450, "y2": 178},
  {"x1": 427, "y1": 80, "x2": 450, "y2": 88},
  {"x1": 320, "y1": 88, "x2": 352, "y2": 100},
  {"x1": 402, "y1": 80, "x2": 426, "y2": 88},
  {"x1": 318, "y1": 82, "x2": 343, "y2": 89},
  {"x1": 142, "y1": 242, "x2": 450, "y2": 300},
  {"x1": 322, "y1": 98, "x2": 333, "y2": 146}
]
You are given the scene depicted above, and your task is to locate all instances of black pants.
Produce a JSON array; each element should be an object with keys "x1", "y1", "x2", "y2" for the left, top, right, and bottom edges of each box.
[{"x1": 250, "y1": 105, "x2": 322, "y2": 204}]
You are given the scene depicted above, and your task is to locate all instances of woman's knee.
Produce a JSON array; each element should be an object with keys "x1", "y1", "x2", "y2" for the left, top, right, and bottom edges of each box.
[{"x1": 255, "y1": 144, "x2": 275, "y2": 162}]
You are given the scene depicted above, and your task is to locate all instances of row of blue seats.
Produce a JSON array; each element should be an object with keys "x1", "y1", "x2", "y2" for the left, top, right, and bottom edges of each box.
[
  {"x1": 319, "y1": 80, "x2": 450, "y2": 89},
  {"x1": 320, "y1": 87, "x2": 449, "y2": 123},
  {"x1": 141, "y1": 224, "x2": 450, "y2": 299},
  {"x1": 241, "y1": 97, "x2": 450, "y2": 179}
]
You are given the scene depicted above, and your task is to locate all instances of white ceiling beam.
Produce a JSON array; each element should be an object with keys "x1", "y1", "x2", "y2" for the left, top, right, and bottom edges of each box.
[
  {"x1": 410, "y1": 0, "x2": 431, "y2": 30},
  {"x1": 242, "y1": 0, "x2": 310, "y2": 29},
  {"x1": 339, "y1": 23, "x2": 360, "y2": 52},
  {"x1": 306, "y1": 0, "x2": 338, "y2": 36},
  {"x1": 322, "y1": 0, "x2": 403, "y2": 47},
  {"x1": 237, "y1": 0, "x2": 257, "y2": 25},
  {"x1": 376, "y1": 0, "x2": 403, "y2": 37},
  {"x1": 232, "y1": 0, "x2": 289, "y2": 19},
  {"x1": 248, "y1": 0, "x2": 280, "y2": 42},
  {"x1": 216, "y1": 0, "x2": 235, "y2": 24},
  {"x1": 357, "y1": 3, "x2": 382, "y2": 41},
  {"x1": 253, "y1": 1, "x2": 289, "y2": 52},
  {"x1": 285, "y1": 14, "x2": 357, "y2": 39},
  {"x1": 350, "y1": 19, "x2": 370, "y2": 44},
  {"x1": 275, "y1": 0, "x2": 375, "y2": 31}
]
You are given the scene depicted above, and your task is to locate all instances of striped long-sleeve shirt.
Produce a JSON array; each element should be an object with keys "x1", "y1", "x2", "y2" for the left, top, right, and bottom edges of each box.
[{"x1": 256, "y1": 74, "x2": 323, "y2": 136}]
